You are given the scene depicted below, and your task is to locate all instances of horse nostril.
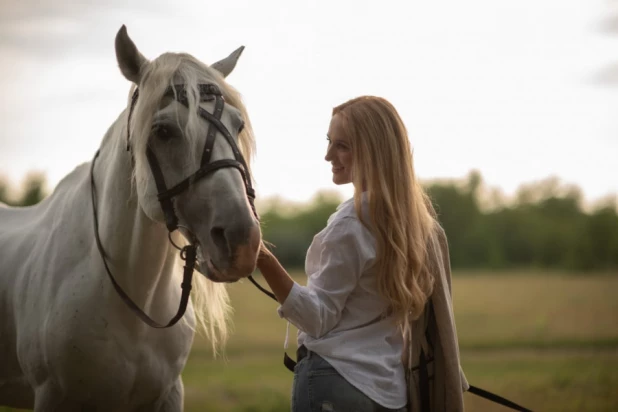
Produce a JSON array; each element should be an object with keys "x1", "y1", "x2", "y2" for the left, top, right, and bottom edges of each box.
[{"x1": 210, "y1": 226, "x2": 229, "y2": 256}]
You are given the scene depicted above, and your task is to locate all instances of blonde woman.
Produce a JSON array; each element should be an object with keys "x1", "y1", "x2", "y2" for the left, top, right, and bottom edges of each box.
[{"x1": 257, "y1": 96, "x2": 468, "y2": 411}]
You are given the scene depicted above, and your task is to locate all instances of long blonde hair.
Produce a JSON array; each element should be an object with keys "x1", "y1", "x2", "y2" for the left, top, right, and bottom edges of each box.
[{"x1": 332, "y1": 96, "x2": 437, "y2": 326}]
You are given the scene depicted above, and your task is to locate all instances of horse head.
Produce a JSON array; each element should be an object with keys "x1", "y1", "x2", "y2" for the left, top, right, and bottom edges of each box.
[{"x1": 114, "y1": 25, "x2": 261, "y2": 283}]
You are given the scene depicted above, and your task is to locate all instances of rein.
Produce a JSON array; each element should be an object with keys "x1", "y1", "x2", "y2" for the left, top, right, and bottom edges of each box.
[
  {"x1": 90, "y1": 151, "x2": 197, "y2": 328},
  {"x1": 90, "y1": 82, "x2": 269, "y2": 328}
]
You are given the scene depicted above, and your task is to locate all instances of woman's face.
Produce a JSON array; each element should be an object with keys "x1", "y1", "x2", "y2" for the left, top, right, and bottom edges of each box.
[{"x1": 325, "y1": 114, "x2": 353, "y2": 185}]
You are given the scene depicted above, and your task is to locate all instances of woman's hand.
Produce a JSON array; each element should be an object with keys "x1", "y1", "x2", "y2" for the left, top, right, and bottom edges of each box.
[
  {"x1": 258, "y1": 241, "x2": 276, "y2": 268},
  {"x1": 255, "y1": 240, "x2": 293, "y2": 304}
]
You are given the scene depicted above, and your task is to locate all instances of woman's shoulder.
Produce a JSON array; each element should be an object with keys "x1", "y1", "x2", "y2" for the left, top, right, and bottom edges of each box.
[
  {"x1": 326, "y1": 198, "x2": 362, "y2": 230},
  {"x1": 330, "y1": 193, "x2": 370, "y2": 222},
  {"x1": 322, "y1": 211, "x2": 374, "y2": 250}
]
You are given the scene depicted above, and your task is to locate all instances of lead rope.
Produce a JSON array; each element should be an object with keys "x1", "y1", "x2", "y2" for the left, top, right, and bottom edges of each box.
[
  {"x1": 255, "y1": 286, "x2": 297, "y2": 372},
  {"x1": 245, "y1": 268, "x2": 297, "y2": 371},
  {"x1": 247, "y1": 275, "x2": 276, "y2": 300}
]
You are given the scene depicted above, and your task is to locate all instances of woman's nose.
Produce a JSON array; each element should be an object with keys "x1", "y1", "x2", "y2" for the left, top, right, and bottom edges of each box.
[{"x1": 324, "y1": 145, "x2": 333, "y2": 162}]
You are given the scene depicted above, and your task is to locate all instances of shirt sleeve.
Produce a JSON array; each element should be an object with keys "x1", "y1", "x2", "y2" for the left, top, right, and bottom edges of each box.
[{"x1": 277, "y1": 217, "x2": 373, "y2": 339}]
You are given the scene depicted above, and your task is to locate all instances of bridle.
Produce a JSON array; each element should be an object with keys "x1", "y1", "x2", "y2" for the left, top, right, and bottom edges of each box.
[
  {"x1": 129, "y1": 84, "x2": 256, "y2": 233},
  {"x1": 90, "y1": 82, "x2": 273, "y2": 329}
]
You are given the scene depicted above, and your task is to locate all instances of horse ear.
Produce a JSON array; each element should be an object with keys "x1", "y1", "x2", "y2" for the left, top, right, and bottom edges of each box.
[
  {"x1": 211, "y1": 46, "x2": 245, "y2": 78},
  {"x1": 115, "y1": 25, "x2": 149, "y2": 84}
]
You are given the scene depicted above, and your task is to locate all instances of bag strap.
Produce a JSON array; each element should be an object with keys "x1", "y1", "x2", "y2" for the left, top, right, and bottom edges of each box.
[{"x1": 418, "y1": 347, "x2": 431, "y2": 412}]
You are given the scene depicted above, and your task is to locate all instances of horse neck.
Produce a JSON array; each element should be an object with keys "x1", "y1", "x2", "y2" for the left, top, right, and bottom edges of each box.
[{"x1": 92, "y1": 118, "x2": 179, "y2": 314}]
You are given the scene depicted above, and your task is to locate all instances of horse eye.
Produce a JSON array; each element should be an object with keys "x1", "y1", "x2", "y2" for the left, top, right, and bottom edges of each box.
[
  {"x1": 238, "y1": 122, "x2": 245, "y2": 134},
  {"x1": 152, "y1": 124, "x2": 174, "y2": 141}
]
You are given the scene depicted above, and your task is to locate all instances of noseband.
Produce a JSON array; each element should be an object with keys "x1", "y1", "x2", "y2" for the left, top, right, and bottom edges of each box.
[{"x1": 90, "y1": 82, "x2": 272, "y2": 329}]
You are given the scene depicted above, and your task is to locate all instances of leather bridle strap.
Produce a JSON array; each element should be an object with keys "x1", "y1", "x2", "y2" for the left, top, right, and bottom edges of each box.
[
  {"x1": 143, "y1": 84, "x2": 258, "y2": 233},
  {"x1": 197, "y1": 105, "x2": 256, "y2": 189},
  {"x1": 145, "y1": 146, "x2": 179, "y2": 232},
  {"x1": 156, "y1": 159, "x2": 247, "y2": 201},
  {"x1": 201, "y1": 92, "x2": 224, "y2": 165},
  {"x1": 90, "y1": 149, "x2": 196, "y2": 328}
]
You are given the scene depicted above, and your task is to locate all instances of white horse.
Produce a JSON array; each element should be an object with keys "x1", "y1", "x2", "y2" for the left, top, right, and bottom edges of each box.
[{"x1": 0, "y1": 25, "x2": 261, "y2": 411}]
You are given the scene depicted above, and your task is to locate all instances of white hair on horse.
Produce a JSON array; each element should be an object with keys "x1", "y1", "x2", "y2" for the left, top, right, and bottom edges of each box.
[
  {"x1": 124, "y1": 52, "x2": 257, "y2": 352},
  {"x1": 129, "y1": 53, "x2": 255, "y2": 186}
]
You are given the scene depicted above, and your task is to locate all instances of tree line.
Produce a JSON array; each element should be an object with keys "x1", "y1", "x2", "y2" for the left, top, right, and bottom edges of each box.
[
  {"x1": 2, "y1": 171, "x2": 616, "y2": 271},
  {"x1": 259, "y1": 172, "x2": 618, "y2": 272}
]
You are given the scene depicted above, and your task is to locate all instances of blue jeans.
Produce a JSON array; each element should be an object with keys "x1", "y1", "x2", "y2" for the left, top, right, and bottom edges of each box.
[{"x1": 292, "y1": 347, "x2": 407, "y2": 412}]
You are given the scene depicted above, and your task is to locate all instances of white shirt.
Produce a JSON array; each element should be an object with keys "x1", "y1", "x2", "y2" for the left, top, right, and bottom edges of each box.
[{"x1": 277, "y1": 195, "x2": 407, "y2": 409}]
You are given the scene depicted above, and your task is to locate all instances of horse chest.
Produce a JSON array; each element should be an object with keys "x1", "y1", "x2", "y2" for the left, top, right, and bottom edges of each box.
[{"x1": 33, "y1": 300, "x2": 193, "y2": 405}]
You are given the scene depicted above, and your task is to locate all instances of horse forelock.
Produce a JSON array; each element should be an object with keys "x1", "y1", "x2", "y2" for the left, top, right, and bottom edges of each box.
[{"x1": 128, "y1": 53, "x2": 255, "y2": 191}]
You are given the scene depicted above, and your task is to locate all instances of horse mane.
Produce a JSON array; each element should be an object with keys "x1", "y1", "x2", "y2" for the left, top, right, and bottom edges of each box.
[{"x1": 124, "y1": 52, "x2": 257, "y2": 354}]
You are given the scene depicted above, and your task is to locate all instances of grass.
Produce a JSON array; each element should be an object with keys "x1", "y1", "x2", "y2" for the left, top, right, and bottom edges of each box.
[
  {"x1": 461, "y1": 348, "x2": 618, "y2": 411},
  {"x1": 3, "y1": 271, "x2": 617, "y2": 411},
  {"x1": 452, "y1": 272, "x2": 618, "y2": 348}
]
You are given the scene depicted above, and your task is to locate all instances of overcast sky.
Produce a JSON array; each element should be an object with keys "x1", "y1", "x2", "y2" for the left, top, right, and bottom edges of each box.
[{"x1": 1, "y1": 0, "x2": 616, "y2": 204}]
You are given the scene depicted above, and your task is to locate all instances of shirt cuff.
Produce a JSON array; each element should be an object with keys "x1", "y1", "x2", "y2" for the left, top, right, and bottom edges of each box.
[{"x1": 277, "y1": 281, "x2": 302, "y2": 319}]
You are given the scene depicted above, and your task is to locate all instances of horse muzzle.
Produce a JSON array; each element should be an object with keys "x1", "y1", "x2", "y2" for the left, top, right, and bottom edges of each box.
[{"x1": 195, "y1": 222, "x2": 261, "y2": 283}]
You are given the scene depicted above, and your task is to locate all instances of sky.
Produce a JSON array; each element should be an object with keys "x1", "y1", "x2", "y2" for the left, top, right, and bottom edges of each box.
[{"x1": 1, "y1": 0, "x2": 617, "y2": 205}]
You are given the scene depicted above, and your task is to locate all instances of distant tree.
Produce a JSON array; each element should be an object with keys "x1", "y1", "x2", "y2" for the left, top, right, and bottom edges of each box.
[
  {"x1": 17, "y1": 172, "x2": 48, "y2": 206},
  {"x1": 578, "y1": 203, "x2": 618, "y2": 270},
  {"x1": 425, "y1": 172, "x2": 490, "y2": 268},
  {"x1": 260, "y1": 190, "x2": 342, "y2": 268},
  {"x1": 0, "y1": 177, "x2": 9, "y2": 204}
]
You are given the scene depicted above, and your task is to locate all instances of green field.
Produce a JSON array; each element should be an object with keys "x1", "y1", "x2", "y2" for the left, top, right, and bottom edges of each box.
[{"x1": 3, "y1": 272, "x2": 618, "y2": 411}]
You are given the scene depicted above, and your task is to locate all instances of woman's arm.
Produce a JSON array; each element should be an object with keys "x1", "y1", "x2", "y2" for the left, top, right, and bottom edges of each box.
[
  {"x1": 256, "y1": 245, "x2": 294, "y2": 304},
  {"x1": 256, "y1": 218, "x2": 372, "y2": 339}
]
